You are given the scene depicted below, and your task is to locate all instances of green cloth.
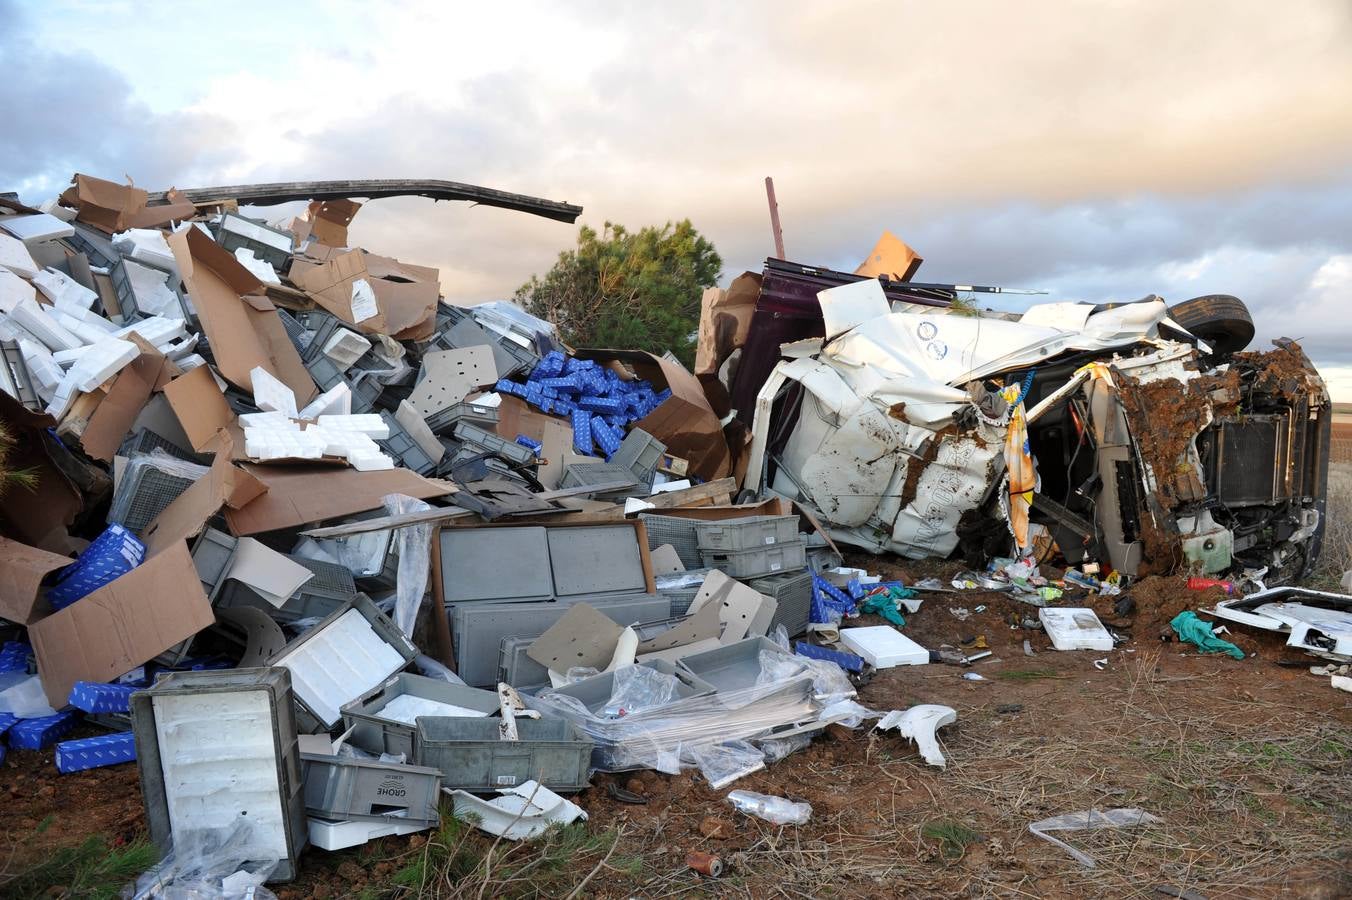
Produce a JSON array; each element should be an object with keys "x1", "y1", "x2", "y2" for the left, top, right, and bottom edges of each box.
[
  {"x1": 1170, "y1": 611, "x2": 1244, "y2": 659},
  {"x1": 861, "y1": 593, "x2": 905, "y2": 627}
]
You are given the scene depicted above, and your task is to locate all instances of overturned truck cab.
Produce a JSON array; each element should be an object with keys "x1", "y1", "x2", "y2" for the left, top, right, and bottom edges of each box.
[{"x1": 743, "y1": 277, "x2": 1330, "y2": 585}]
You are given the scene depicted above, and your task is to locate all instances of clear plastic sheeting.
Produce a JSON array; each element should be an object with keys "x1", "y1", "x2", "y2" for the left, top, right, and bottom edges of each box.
[
  {"x1": 688, "y1": 739, "x2": 765, "y2": 789},
  {"x1": 413, "y1": 653, "x2": 468, "y2": 686},
  {"x1": 382, "y1": 493, "x2": 433, "y2": 638},
  {"x1": 530, "y1": 672, "x2": 820, "y2": 774},
  {"x1": 754, "y1": 649, "x2": 856, "y2": 706},
  {"x1": 128, "y1": 821, "x2": 279, "y2": 900},
  {"x1": 606, "y1": 664, "x2": 682, "y2": 716},
  {"x1": 755, "y1": 732, "x2": 813, "y2": 764},
  {"x1": 727, "y1": 790, "x2": 812, "y2": 826},
  {"x1": 1028, "y1": 808, "x2": 1163, "y2": 868},
  {"x1": 654, "y1": 571, "x2": 708, "y2": 590}
]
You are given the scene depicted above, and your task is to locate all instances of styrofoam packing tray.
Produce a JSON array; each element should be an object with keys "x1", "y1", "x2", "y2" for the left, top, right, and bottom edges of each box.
[
  {"x1": 112, "y1": 228, "x2": 178, "y2": 272},
  {"x1": 272, "y1": 609, "x2": 407, "y2": 727},
  {"x1": 0, "y1": 213, "x2": 75, "y2": 243},
  {"x1": 112, "y1": 315, "x2": 187, "y2": 347},
  {"x1": 32, "y1": 268, "x2": 98, "y2": 312},
  {"x1": 318, "y1": 414, "x2": 388, "y2": 437},
  {"x1": 252, "y1": 366, "x2": 298, "y2": 417},
  {"x1": 0, "y1": 233, "x2": 38, "y2": 278},
  {"x1": 220, "y1": 214, "x2": 293, "y2": 252},
  {"x1": 123, "y1": 258, "x2": 183, "y2": 316},
  {"x1": 151, "y1": 690, "x2": 291, "y2": 863},
  {"x1": 374, "y1": 694, "x2": 491, "y2": 725}
]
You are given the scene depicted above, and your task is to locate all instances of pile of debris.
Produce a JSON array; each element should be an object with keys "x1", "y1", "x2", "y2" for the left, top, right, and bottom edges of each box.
[{"x1": 0, "y1": 174, "x2": 1345, "y2": 893}]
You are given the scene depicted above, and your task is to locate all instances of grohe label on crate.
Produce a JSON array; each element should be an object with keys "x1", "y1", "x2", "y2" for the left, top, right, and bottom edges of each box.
[
  {"x1": 495, "y1": 775, "x2": 518, "y2": 786},
  {"x1": 765, "y1": 537, "x2": 776, "y2": 545},
  {"x1": 770, "y1": 563, "x2": 782, "y2": 571},
  {"x1": 377, "y1": 780, "x2": 407, "y2": 798}
]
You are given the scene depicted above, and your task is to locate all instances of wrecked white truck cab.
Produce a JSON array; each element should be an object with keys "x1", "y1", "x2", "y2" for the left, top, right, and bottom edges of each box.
[{"x1": 745, "y1": 280, "x2": 1331, "y2": 584}]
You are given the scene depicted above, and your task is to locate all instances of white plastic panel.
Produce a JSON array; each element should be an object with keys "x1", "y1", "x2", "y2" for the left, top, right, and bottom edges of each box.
[
  {"x1": 151, "y1": 690, "x2": 288, "y2": 862},
  {"x1": 273, "y1": 609, "x2": 406, "y2": 726},
  {"x1": 377, "y1": 694, "x2": 491, "y2": 724}
]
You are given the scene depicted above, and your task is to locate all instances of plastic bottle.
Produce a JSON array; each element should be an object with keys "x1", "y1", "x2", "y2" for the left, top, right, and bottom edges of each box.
[{"x1": 726, "y1": 790, "x2": 812, "y2": 825}]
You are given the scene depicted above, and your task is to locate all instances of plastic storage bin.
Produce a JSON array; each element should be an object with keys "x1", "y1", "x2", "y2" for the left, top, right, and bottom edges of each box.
[
  {"x1": 694, "y1": 515, "x2": 799, "y2": 552},
  {"x1": 341, "y1": 673, "x2": 500, "y2": 758},
  {"x1": 301, "y1": 754, "x2": 441, "y2": 826},
  {"x1": 413, "y1": 717, "x2": 593, "y2": 792},
  {"x1": 746, "y1": 570, "x2": 814, "y2": 637},
  {"x1": 699, "y1": 541, "x2": 807, "y2": 578},
  {"x1": 130, "y1": 667, "x2": 307, "y2": 882},
  {"x1": 638, "y1": 514, "x2": 702, "y2": 569}
]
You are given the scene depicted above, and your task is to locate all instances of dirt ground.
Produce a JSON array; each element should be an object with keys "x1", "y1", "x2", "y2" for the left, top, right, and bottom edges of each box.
[{"x1": 0, "y1": 553, "x2": 1348, "y2": 899}]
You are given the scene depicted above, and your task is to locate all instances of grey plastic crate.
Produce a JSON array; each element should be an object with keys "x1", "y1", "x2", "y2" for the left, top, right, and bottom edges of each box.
[
  {"x1": 414, "y1": 716, "x2": 592, "y2": 792},
  {"x1": 299, "y1": 314, "x2": 342, "y2": 365},
  {"x1": 64, "y1": 223, "x2": 119, "y2": 270},
  {"x1": 108, "y1": 257, "x2": 181, "y2": 324},
  {"x1": 658, "y1": 586, "x2": 700, "y2": 618},
  {"x1": 452, "y1": 421, "x2": 535, "y2": 465},
  {"x1": 453, "y1": 595, "x2": 671, "y2": 688},
  {"x1": 440, "y1": 526, "x2": 553, "y2": 604},
  {"x1": 699, "y1": 540, "x2": 807, "y2": 579},
  {"x1": 675, "y1": 636, "x2": 796, "y2": 693},
  {"x1": 267, "y1": 594, "x2": 419, "y2": 733},
  {"x1": 424, "y1": 399, "x2": 500, "y2": 435},
  {"x1": 747, "y1": 570, "x2": 813, "y2": 638},
  {"x1": 191, "y1": 527, "x2": 239, "y2": 601},
  {"x1": 546, "y1": 661, "x2": 715, "y2": 714},
  {"x1": 547, "y1": 525, "x2": 649, "y2": 599},
  {"x1": 111, "y1": 466, "x2": 197, "y2": 534},
  {"x1": 214, "y1": 213, "x2": 294, "y2": 270},
  {"x1": 695, "y1": 515, "x2": 799, "y2": 553},
  {"x1": 216, "y1": 557, "x2": 357, "y2": 624},
  {"x1": 301, "y1": 754, "x2": 441, "y2": 826},
  {"x1": 119, "y1": 427, "x2": 196, "y2": 462},
  {"x1": 638, "y1": 514, "x2": 703, "y2": 569},
  {"x1": 0, "y1": 339, "x2": 40, "y2": 410},
  {"x1": 341, "y1": 673, "x2": 500, "y2": 759},
  {"x1": 497, "y1": 636, "x2": 550, "y2": 692},
  {"x1": 609, "y1": 428, "x2": 665, "y2": 486},
  {"x1": 130, "y1": 667, "x2": 307, "y2": 882},
  {"x1": 377, "y1": 411, "x2": 436, "y2": 475},
  {"x1": 558, "y1": 462, "x2": 642, "y2": 499}
]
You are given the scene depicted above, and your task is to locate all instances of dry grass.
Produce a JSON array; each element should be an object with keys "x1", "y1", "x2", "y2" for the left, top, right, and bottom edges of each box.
[{"x1": 1311, "y1": 461, "x2": 1352, "y2": 588}]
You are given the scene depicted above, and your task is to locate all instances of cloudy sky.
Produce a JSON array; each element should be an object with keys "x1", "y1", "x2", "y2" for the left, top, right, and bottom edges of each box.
[{"x1": 4, "y1": 0, "x2": 1351, "y2": 395}]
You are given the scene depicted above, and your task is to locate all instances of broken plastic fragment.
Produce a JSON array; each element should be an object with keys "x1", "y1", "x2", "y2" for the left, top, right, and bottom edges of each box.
[
  {"x1": 448, "y1": 781, "x2": 586, "y2": 840},
  {"x1": 874, "y1": 704, "x2": 957, "y2": 768},
  {"x1": 1028, "y1": 808, "x2": 1161, "y2": 868}
]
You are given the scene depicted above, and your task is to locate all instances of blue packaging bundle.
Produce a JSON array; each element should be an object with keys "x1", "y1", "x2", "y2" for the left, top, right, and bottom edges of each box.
[
  {"x1": 579, "y1": 395, "x2": 625, "y2": 416},
  {"x1": 530, "y1": 350, "x2": 566, "y2": 380},
  {"x1": 0, "y1": 712, "x2": 16, "y2": 737},
  {"x1": 55, "y1": 731, "x2": 137, "y2": 774},
  {"x1": 9, "y1": 710, "x2": 81, "y2": 750},
  {"x1": 46, "y1": 524, "x2": 145, "y2": 609},
  {"x1": 590, "y1": 417, "x2": 622, "y2": 456},
  {"x1": 515, "y1": 434, "x2": 543, "y2": 457},
  {"x1": 810, "y1": 575, "x2": 857, "y2": 624},
  {"x1": 571, "y1": 408, "x2": 594, "y2": 454},
  {"x1": 68, "y1": 681, "x2": 138, "y2": 714},
  {"x1": 795, "y1": 641, "x2": 865, "y2": 673},
  {"x1": 0, "y1": 641, "x2": 29, "y2": 672}
]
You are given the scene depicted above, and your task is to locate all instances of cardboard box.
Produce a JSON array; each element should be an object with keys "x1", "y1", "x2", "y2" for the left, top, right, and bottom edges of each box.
[
  {"x1": 0, "y1": 392, "x2": 83, "y2": 552},
  {"x1": 223, "y1": 464, "x2": 447, "y2": 535},
  {"x1": 59, "y1": 174, "x2": 196, "y2": 234},
  {"x1": 855, "y1": 231, "x2": 923, "y2": 280},
  {"x1": 575, "y1": 349, "x2": 731, "y2": 482},
  {"x1": 78, "y1": 340, "x2": 179, "y2": 462},
  {"x1": 167, "y1": 225, "x2": 316, "y2": 403},
  {"x1": 695, "y1": 272, "x2": 760, "y2": 377},
  {"x1": 291, "y1": 250, "x2": 439, "y2": 341},
  {"x1": 307, "y1": 199, "x2": 362, "y2": 248},
  {"x1": 141, "y1": 445, "x2": 266, "y2": 553},
  {"x1": 30, "y1": 541, "x2": 215, "y2": 704},
  {"x1": 162, "y1": 364, "x2": 235, "y2": 452}
]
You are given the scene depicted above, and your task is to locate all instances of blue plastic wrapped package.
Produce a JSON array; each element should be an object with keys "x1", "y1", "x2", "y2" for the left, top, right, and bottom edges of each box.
[
  {"x1": 531, "y1": 350, "x2": 567, "y2": 380},
  {"x1": 68, "y1": 681, "x2": 139, "y2": 714},
  {"x1": 0, "y1": 641, "x2": 29, "y2": 672},
  {"x1": 55, "y1": 731, "x2": 136, "y2": 773},
  {"x1": 46, "y1": 524, "x2": 145, "y2": 609},
  {"x1": 515, "y1": 434, "x2": 543, "y2": 457},
  {"x1": 572, "y1": 409, "x2": 594, "y2": 454},
  {"x1": 0, "y1": 711, "x2": 16, "y2": 736},
  {"x1": 9, "y1": 710, "x2": 81, "y2": 750},
  {"x1": 811, "y1": 575, "x2": 856, "y2": 624},
  {"x1": 591, "y1": 416, "x2": 621, "y2": 456},
  {"x1": 578, "y1": 395, "x2": 624, "y2": 416},
  {"x1": 795, "y1": 641, "x2": 865, "y2": 673}
]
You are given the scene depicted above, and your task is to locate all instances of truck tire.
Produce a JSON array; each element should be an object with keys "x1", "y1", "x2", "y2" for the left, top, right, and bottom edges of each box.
[{"x1": 1167, "y1": 294, "x2": 1254, "y2": 355}]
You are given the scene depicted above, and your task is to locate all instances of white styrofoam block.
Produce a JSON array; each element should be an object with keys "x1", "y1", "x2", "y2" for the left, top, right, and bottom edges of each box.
[
  {"x1": 0, "y1": 268, "x2": 34, "y2": 308},
  {"x1": 161, "y1": 333, "x2": 200, "y2": 360},
  {"x1": 67, "y1": 339, "x2": 139, "y2": 392},
  {"x1": 37, "y1": 200, "x2": 76, "y2": 222},
  {"x1": 233, "y1": 248, "x2": 280, "y2": 284},
  {"x1": 239, "y1": 411, "x2": 293, "y2": 428},
  {"x1": 839, "y1": 626, "x2": 929, "y2": 668},
  {"x1": 317, "y1": 414, "x2": 388, "y2": 438},
  {"x1": 220, "y1": 214, "x2": 293, "y2": 253},
  {"x1": 53, "y1": 310, "x2": 109, "y2": 346},
  {"x1": 321, "y1": 328, "x2": 371, "y2": 370},
  {"x1": 61, "y1": 305, "x2": 117, "y2": 334},
  {"x1": 251, "y1": 366, "x2": 298, "y2": 418},
  {"x1": 122, "y1": 258, "x2": 182, "y2": 317},
  {"x1": 272, "y1": 608, "x2": 405, "y2": 727},
  {"x1": 308, "y1": 427, "x2": 380, "y2": 460},
  {"x1": 0, "y1": 281, "x2": 84, "y2": 352},
  {"x1": 1038, "y1": 608, "x2": 1115, "y2": 651},
  {"x1": 299, "y1": 382, "x2": 351, "y2": 419},
  {"x1": 111, "y1": 228, "x2": 177, "y2": 273},
  {"x1": 151, "y1": 690, "x2": 290, "y2": 864},
  {"x1": 113, "y1": 315, "x2": 187, "y2": 348},
  {"x1": 0, "y1": 234, "x2": 39, "y2": 279},
  {"x1": 32, "y1": 268, "x2": 98, "y2": 312},
  {"x1": 176, "y1": 353, "x2": 208, "y2": 371},
  {"x1": 0, "y1": 310, "x2": 43, "y2": 346},
  {"x1": 349, "y1": 452, "x2": 394, "y2": 471},
  {"x1": 0, "y1": 213, "x2": 75, "y2": 244},
  {"x1": 308, "y1": 816, "x2": 429, "y2": 852},
  {"x1": 18, "y1": 340, "x2": 62, "y2": 396}
]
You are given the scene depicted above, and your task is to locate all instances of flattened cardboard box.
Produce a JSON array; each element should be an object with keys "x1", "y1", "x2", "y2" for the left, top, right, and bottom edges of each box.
[
  {"x1": 0, "y1": 392, "x2": 83, "y2": 552},
  {"x1": 59, "y1": 174, "x2": 196, "y2": 234},
  {"x1": 0, "y1": 535, "x2": 69, "y2": 625},
  {"x1": 30, "y1": 541, "x2": 215, "y2": 705},
  {"x1": 141, "y1": 445, "x2": 266, "y2": 553},
  {"x1": 695, "y1": 271, "x2": 760, "y2": 377},
  {"x1": 167, "y1": 225, "x2": 316, "y2": 403},
  {"x1": 79, "y1": 340, "x2": 179, "y2": 462},
  {"x1": 224, "y1": 465, "x2": 447, "y2": 535}
]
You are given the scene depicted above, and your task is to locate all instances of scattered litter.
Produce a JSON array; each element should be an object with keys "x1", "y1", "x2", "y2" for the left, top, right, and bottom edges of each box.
[
  {"x1": 686, "y1": 850, "x2": 724, "y2": 877},
  {"x1": 727, "y1": 789, "x2": 812, "y2": 825},
  {"x1": 1028, "y1": 808, "x2": 1162, "y2": 867},
  {"x1": 1170, "y1": 611, "x2": 1245, "y2": 660},
  {"x1": 874, "y1": 705, "x2": 958, "y2": 768},
  {"x1": 449, "y1": 780, "x2": 587, "y2": 840},
  {"x1": 1093, "y1": 658, "x2": 1108, "y2": 670},
  {"x1": 1039, "y1": 608, "x2": 1115, "y2": 651},
  {"x1": 962, "y1": 672, "x2": 986, "y2": 681}
]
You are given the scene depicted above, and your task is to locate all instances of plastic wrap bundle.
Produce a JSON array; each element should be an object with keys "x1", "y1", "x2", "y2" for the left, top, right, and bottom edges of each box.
[{"x1": 529, "y1": 657, "x2": 830, "y2": 774}]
